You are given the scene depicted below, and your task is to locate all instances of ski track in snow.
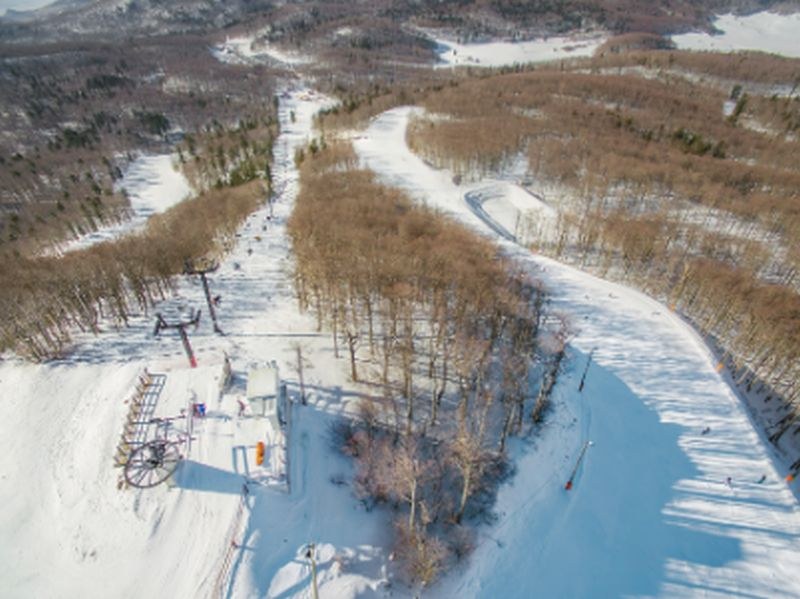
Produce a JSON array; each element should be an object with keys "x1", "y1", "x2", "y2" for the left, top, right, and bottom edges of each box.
[{"x1": 354, "y1": 106, "x2": 800, "y2": 598}]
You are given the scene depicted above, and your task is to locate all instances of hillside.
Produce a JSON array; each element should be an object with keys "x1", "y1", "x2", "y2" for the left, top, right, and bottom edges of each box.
[
  {"x1": 1, "y1": 2, "x2": 800, "y2": 598},
  {"x1": 400, "y1": 50, "x2": 800, "y2": 467}
]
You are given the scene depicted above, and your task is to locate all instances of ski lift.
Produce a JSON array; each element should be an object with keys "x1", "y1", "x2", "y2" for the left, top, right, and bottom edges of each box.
[{"x1": 124, "y1": 440, "x2": 182, "y2": 488}]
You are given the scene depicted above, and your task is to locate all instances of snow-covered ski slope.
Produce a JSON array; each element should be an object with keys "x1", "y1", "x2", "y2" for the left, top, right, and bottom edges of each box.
[
  {"x1": 354, "y1": 107, "x2": 800, "y2": 598},
  {"x1": 52, "y1": 153, "x2": 192, "y2": 254},
  {"x1": 0, "y1": 87, "x2": 393, "y2": 599},
  {"x1": 432, "y1": 32, "x2": 604, "y2": 67},
  {"x1": 672, "y1": 11, "x2": 800, "y2": 58}
]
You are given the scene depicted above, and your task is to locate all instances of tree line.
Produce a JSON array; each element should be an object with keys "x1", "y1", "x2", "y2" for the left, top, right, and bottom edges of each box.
[
  {"x1": 0, "y1": 180, "x2": 264, "y2": 360},
  {"x1": 0, "y1": 34, "x2": 279, "y2": 256},
  {"x1": 289, "y1": 141, "x2": 562, "y2": 584},
  {"x1": 402, "y1": 50, "x2": 800, "y2": 450}
]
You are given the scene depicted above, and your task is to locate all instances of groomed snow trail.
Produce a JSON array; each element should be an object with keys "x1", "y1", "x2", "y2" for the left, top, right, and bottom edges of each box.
[{"x1": 354, "y1": 107, "x2": 800, "y2": 598}]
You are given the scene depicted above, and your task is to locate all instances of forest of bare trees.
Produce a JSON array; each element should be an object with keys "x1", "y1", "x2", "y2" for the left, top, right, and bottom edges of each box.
[
  {"x1": 403, "y1": 49, "x2": 800, "y2": 448},
  {"x1": 0, "y1": 29, "x2": 283, "y2": 359},
  {"x1": 0, "y1": 180, "x2": 265, "y2": 360},
  {"x1": 0, "y1": 35, "x2": 278, "y2": 256},
  {"x1": 288, "y1": 141, "x2": 562, "y2": 584}
]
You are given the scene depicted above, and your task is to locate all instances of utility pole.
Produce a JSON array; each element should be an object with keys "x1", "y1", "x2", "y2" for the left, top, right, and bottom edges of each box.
[
  {"x1": 565, "y1": 440, "x2": 593, "y2": 490},
  {"x1": 295, "y1": 344, "x2": 306, "y2": 405},
  {"x1": 154, "y1": 309, "x2": 201, "y2": 368},
  {"x1": 184, "y1": 259, "x2": 223, "y2": 334},
  {"x1": 305, "y1": 543, "x2": 319, "y2": 599},
  {"x1": 578, "y1": 348, "x2": 595, "y2": 392}
]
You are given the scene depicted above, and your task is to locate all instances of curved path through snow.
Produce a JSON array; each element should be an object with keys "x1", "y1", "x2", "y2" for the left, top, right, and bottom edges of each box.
[{"x1": 354, "y1": 106, "x2": 800, "y2": 598}]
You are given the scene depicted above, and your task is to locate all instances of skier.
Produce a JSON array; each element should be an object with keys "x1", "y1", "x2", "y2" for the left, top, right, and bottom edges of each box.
[
  {"x1": 701, "y1": 426, "x2": 711, "y2": 435},
  {"x1": 726, "y1": 476, "x2": 733, "y2": 488}
]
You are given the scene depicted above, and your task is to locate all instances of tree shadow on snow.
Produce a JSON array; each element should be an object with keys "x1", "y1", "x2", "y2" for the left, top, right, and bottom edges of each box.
[{"x1": 483, "y1": 352, "x2": 745, "y2": 598}]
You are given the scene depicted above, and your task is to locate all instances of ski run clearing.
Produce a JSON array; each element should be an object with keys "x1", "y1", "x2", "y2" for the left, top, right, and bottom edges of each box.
[
  {"x1": 672, "y1": 11, "x2": 800, "y2": 58},
  {"x1": 431, "y1": 32, "x2": 605, "y2": 68},
  {"x1": 52, "y1": 153, "x2": 192, "y2": 255},
  {"x1": 3, "y1": 18, "x2": 800, "y2": 598}
]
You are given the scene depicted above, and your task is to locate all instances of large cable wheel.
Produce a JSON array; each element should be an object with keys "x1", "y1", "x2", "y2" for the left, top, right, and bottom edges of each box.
[{"x1": 124, "y1": 440, "x2": 182, "y2": 488}]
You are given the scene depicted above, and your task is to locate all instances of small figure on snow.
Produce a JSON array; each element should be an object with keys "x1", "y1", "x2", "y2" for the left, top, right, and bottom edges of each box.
[
  {"x1": 726, "y1": 476, "x2": 733, "y2": 488},
  {"x1": 237, "y1": 398, "x2": 247, "y2": 418},
  {"x1": 701, "y1": 426, "x2": 711, "y2": 435},
  {"x1": 757, "y1": 474, "x2": 767, "y2": 484},
  {"x1": 213, "y1": 294, "x2": 222, "y2": 307}
]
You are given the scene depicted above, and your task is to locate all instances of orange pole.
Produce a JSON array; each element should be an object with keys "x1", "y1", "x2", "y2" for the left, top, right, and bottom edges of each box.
[{"x1": 256, "y1": 441, "x2": 265, "y2": 466}]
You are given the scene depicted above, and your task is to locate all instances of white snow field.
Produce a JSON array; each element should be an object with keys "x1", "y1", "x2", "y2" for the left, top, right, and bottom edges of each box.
[
  {"x1": 672, "y1": 11, "x2": 800, "y2": 58},
  {"x1": 212, "y1": 36, "x2": 313, "y2": 66},
  {"x1": 354, "y1": 107, "x2": 800, "y2": 598},
  {"x1": 432, "y1": 32, "x2": 605, "y2": 68},
  {"x1": 53, "y1": 153, "x2": 192, "y2": 254}
]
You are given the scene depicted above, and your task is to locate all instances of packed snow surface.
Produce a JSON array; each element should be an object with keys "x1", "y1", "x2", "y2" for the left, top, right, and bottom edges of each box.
[
  {"x1": 672, "y1": 11, "x2": 800, "y2": 58},
  {"x1": 433, "y1": 33, "x2": 605, "y2": 67},
  {"x1": 354, "y1": 106, "x2": 800, "y2": 598},
  {"x1": 55, "y1": 153, "x2": 191, "y2": 254}
]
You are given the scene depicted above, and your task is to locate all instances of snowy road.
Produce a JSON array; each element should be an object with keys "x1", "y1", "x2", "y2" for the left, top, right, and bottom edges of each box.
[{"x1": 354, "y1": 107, "x2": 800, "y2": 598}]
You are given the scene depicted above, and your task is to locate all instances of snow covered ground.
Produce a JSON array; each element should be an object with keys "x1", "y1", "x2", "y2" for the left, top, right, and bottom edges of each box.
[
  {"x1": 428, "y1": 9, "x2": 800, "y2": 69},
  {"x1": 53, "y1": 153, "x2": 192, "y2": 254},
  {"x1": 354, "y1": 106, "x2": 800, "y2": 598},
  {"x1": 672, "y1": 11, "x2": 800, "y2": 58},
  {"x1": 212, "y1": 36, "x2": 313, "y2": 66},
  {"x1": 431, "y1": 32, "x2": 605, "y2": 68}
]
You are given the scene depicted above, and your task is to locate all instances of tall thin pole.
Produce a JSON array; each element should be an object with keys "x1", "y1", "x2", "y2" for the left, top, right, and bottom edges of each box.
[
  {"x1": 199, "y1": 272, "x2": 222, "y2": 334},
  {"x1": 578, "y1": 348, "x2": 595, "y2": 392},
  {"x1": 184, "y1": 260, "x2": 223, "y2": 335}
]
